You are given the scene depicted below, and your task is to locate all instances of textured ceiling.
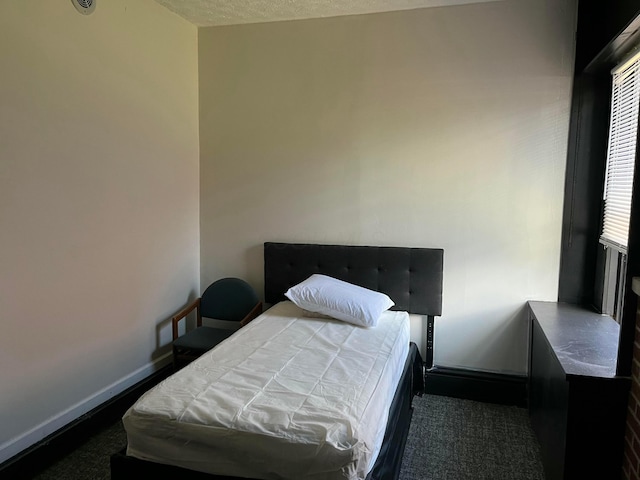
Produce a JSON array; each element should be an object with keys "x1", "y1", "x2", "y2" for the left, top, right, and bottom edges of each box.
[{"x1": 153, "y1": 0, "x2": 503, "y2": 27}]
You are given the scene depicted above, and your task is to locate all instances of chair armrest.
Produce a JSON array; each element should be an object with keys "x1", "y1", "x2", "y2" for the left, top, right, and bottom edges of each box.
[
  {"x1": 240, "y1": 302, "x2": 263, "y2": 327},
  {"x1": 171, "y1": 298, "x2": 201, "y2": 340}
]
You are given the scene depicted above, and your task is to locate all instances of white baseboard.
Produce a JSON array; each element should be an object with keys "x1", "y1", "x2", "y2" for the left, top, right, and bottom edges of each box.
[{"x1": 0, "y1": 352, "x2": 172, "y2": 465}]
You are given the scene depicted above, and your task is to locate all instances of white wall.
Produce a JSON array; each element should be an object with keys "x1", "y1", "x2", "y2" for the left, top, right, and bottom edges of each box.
[
  {"x1": 0, "y1": 0, "x2": 199, "y2": 462},
  {"x1": 199, "y1": 0, "x2": 577, "y2": 374}
]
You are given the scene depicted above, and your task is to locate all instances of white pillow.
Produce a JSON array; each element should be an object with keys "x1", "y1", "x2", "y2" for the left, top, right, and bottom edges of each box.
[{"x1": 285, "y1": 274, "x2": 395, "y2": 327}]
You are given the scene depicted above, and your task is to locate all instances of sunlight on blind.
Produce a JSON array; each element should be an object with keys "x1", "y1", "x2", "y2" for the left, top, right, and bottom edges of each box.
[{"x1": 601, "y1": 52, "x2": 640, "y2": 253}]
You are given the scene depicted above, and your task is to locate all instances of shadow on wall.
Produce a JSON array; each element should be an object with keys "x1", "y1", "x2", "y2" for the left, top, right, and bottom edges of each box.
[
  {"x1": 451, "y1": 304, "x2": 529, "y2": 374},
  {"x1": 152, "y1": 287, "x2": 199, "y2": 362},
  {"x1": 199, "y1": 244, "x2": 264, "y2": 302},
  {"x1": 245, "y1": 243, "x2": 264, "y2": 298}
]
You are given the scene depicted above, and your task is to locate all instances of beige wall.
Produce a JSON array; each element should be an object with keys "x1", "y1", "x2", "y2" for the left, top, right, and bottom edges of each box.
[
  {"x1": 199, "y1": 0, "x2": 577, "y2": 374},
  {"x1": 0, "y1": 1, "x2": 199, "y2": 461}
]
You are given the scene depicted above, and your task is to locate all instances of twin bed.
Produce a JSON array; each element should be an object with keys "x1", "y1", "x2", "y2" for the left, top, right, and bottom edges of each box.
[{"x1": 111, "y1": 242, "x2": 444, "y2": 480}]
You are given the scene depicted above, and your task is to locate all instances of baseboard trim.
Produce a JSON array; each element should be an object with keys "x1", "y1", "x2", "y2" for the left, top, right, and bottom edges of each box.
[
  {"x1": 0, "y1": 353, "x2": 173, "y2": 478},
  {"x1": 425, "y1": 366, "x2": 528, "y2": 407}
]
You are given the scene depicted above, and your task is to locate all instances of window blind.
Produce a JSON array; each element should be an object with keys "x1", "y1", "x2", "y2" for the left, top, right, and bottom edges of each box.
[{"x1": 601, "y1": 53, "x2": 640, "y2": 254}]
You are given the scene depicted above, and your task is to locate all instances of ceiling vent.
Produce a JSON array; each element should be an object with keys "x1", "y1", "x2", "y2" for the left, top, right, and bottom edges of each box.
[{"x1": 71, "y1": 0, "x2": 96, "y2": 15}]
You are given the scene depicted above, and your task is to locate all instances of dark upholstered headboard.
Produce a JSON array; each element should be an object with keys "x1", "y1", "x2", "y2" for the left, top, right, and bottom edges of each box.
[{"x1": 264, "y1": 242, "x2": 443, "y2": 317}]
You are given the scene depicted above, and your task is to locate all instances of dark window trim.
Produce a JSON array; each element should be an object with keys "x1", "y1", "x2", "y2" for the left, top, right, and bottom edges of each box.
[{"x1": 558, "y1": 2, "x2": 640, "y2": 377}]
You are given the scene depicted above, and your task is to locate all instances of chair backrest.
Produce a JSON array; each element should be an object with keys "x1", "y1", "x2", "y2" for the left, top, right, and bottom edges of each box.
[{"x1": 200, "y1": 277, "x2": 260, "y2": 322}]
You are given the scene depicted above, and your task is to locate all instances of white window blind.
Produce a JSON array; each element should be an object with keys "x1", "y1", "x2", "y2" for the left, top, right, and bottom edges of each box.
[{"x1": 601, "y1": 52, "x2": 640, "y2": 254}]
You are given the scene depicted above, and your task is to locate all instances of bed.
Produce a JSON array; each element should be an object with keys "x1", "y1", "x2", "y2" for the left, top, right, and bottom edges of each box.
[{"x1": 111, "y1": 242, "x2": 443, "y2": 480}]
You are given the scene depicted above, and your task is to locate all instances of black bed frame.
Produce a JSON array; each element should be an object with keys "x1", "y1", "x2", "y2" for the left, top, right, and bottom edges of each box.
[
  {"x1": 264, "y1": 242, "x2": 443, "y2": 369},
  {"x1": 111, "y1": 242, "x2": 444, "y2": 480}
]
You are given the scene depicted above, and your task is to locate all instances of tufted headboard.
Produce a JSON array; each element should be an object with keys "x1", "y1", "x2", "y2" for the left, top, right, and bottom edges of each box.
[{"x1": 264, "y1": 242, "x2": 443, "y2": 317}]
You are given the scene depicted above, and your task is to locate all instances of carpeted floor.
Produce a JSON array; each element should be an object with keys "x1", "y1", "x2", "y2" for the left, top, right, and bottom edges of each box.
[
  {"x1": 399, "y1": 395, "x2": 545, "y2": 480},
  {"x1": 32, "y1": 421, "x2": 126, "y2": 480},
  {"x1": 32, "y1": 394, "x2": 545, "y2": 479}
]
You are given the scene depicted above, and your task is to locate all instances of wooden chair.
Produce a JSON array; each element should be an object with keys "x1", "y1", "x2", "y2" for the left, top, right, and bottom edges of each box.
[{"x1": 172, "y1": 277, "x2": 262, "y2": 369}]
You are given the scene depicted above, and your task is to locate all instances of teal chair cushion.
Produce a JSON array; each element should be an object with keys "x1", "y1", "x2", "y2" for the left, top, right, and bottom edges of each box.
[
  {"x1": 172, "y1": 278, "x2": 261, "y2": 369},
  {"x1": 173, "y1": 326, "x2": 234, "y2": 353},
  {"x1": 200, "y1": 278, "x2": 260, "y2": 321}
]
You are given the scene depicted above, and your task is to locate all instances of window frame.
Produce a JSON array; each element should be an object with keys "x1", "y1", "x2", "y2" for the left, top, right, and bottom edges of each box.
[{"x1": 598, "y1": 50, "x2": 640, "y2": 320}]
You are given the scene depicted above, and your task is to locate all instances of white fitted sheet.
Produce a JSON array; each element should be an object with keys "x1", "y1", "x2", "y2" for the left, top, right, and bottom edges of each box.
[{"x1": 123, "y1": 301, "x2": 410, "y2": 480}]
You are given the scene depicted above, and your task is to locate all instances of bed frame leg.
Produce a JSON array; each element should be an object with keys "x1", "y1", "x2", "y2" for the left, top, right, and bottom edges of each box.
[{"x1": 425, "y1": 315, "x2": 435, "y2": 371}]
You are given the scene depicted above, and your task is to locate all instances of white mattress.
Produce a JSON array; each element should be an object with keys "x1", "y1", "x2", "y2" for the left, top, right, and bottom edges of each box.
[{"x1": 123, "y1": 301, "x2": 410, "y2": 480}]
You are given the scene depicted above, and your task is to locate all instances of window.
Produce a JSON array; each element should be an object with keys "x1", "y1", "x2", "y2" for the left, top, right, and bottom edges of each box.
[{"x1": 600, "y1": 51, "x2": 640, "y2": 319}]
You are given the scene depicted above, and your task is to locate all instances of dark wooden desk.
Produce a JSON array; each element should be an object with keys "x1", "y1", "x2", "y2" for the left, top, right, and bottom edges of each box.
[{"x1": 528, "y1": 301, "x2": 630, "y2": 480}]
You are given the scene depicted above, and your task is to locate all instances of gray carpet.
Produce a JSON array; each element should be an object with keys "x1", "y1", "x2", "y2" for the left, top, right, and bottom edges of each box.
[
  {"x1": 32, "y1": 422, "x2": 126, "y2": 480},
  {"x1": 399, "y1": 395, "x2": 545, "y2": 480},
  {"x1": 33, "y1": 394, "x2": 545, "y2": 479}
]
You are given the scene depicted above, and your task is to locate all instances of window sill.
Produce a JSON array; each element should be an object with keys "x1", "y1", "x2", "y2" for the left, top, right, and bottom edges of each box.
[{"x1": 528, "y1": 301, "x2": 620, "y2": 379}]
